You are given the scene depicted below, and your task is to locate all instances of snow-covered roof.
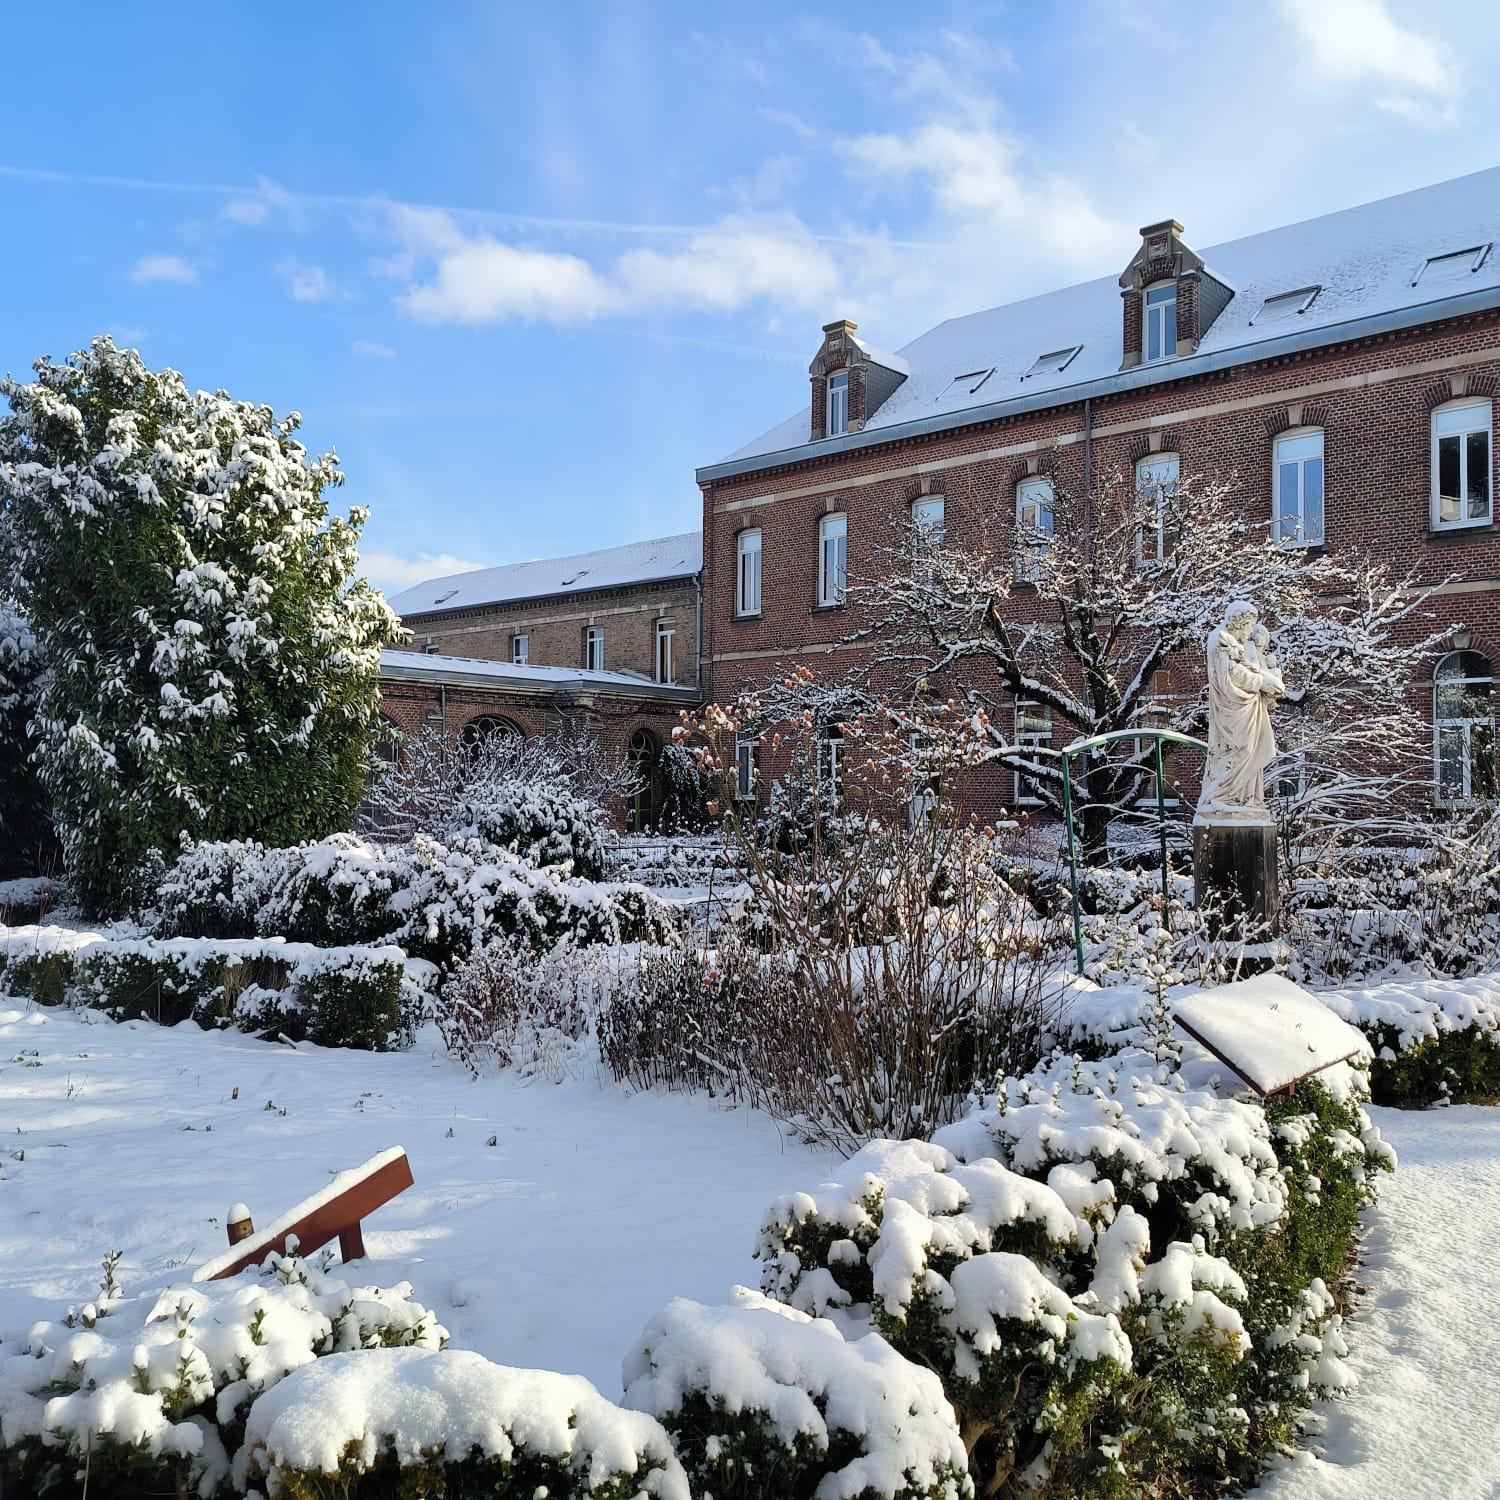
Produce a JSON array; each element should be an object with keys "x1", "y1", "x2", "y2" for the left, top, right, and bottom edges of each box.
[
  {"x1": 386, "y1": 531, "x2": 702, "y2": 617},
  {"x1": 379, "y1": 648, "x2": 697, "y2": 699},
  {"x1": 714, "y1": 167, "x2": 1500, "y2": 474}
]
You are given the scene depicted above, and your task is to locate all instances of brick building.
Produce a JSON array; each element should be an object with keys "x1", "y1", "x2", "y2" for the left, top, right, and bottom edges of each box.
[
  {"x1": 379, "y1": 534, "x2": 702, "y2": 829},
  {"x1": 697, "y1": 167, "x2": 1500, "y2": 817},
  {"x1": 385, "y1": 167, "x2": 1500, "y2": 829}
]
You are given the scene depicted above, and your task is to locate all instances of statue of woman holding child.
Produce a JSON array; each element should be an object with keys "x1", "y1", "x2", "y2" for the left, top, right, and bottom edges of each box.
[{"x1": 1195, "y1": 601, "x2": 1286, "y2": 824}]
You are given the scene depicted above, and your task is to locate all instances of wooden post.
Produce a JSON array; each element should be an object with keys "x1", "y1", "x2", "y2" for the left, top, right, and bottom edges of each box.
[{"x1": 226, "y1": 1204, "x2": 254, "y2": 1245}]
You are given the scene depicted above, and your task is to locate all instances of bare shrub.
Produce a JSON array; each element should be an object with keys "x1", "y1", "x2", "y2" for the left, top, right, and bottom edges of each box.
[{"x1": 436, "y1": 941, "x2": 608, "y2": 1081}]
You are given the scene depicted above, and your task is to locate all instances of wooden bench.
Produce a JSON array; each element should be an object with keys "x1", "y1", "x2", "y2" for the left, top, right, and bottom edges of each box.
[{"x1": 195, "y1": 1147, "x2": 414, "y2": 1282}]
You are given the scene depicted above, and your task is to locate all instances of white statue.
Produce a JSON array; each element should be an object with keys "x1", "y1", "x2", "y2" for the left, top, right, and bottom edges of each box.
[{"x1": 1195, "y1": 601, "x2": 1285, "y2": 825}]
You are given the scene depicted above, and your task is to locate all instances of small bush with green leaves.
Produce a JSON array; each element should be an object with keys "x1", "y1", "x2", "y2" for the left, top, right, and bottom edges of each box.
[
  {"x1": 623, "y1": 1286, "x2": 972, "y2": 1500},
  {"x1": 239, "y1": 1345, "x2": 688, "y2": 1500},
  {"x1": 0, "y1": 1251, "x2": 447, "y2": 1500}
]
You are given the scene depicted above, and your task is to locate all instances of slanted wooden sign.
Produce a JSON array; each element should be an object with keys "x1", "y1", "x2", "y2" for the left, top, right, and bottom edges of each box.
[
  {"x1": 195, "y1": 1147, "x2": 413, "y2": 1282},
  {"x1": 1172, "y1": 974, "x2": 1369, "y2": 1096}
]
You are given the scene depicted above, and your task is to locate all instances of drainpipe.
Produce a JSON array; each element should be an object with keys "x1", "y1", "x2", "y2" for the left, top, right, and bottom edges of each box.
[
  {"x1": 1082, "y1": 396, "x2": 1094, "y2": 563},
  {"x1": 694, "y1": 569, "x2": 704, "y2": 695},
  {"x1": 439, "y1": 682, "x2": 448, "y2": 739}
]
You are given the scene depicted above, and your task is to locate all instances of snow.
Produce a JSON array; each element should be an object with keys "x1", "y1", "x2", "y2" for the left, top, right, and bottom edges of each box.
[
  {"x1": 1252, "y1": 1104, "x2": 1500, "y2": 1500},
  {"x1": 1172, "y1": 975, "x2": 1371, "y2": 1096},
  {"x1": 1318, "y1": 972, "x2": 1500, "y2": 1053},
  {"x1": 0, "y1": 1001, "x2": 830, "y2": 1394},
  {"x1": 194, "y1": 1146, "x2": 410, "y2": 1282},
  {"x1": 385, "y1": 530, "x2": 702, "y2": 618},
  {"x1": 243, "y1": 1346, "x2": 688, "y2": 1497},
  {"x1": 380, "y1": 646, "x2": 691, "y2": 694},
  {"x1": 722, "y1": 166, "x2": 1500, "y2": 467}
]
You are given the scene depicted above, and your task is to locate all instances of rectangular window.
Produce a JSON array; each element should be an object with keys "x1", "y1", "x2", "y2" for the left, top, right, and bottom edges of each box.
[
  {"x1": 1014, "y1": 700, "x2": 1052, "y2": 806},
  {"x1": 1144, "y1": 283, "x2": 1177, "y2": 362},
  {"x1": 826, "y1": 372, "x2": 849, "y2": 437},
  {"x1": 1432, "y1": 400, "x2": 1493, "y2": 530},
  {"x1": 1135, "y1": 453, "x2": 1180, "y2": 563},
  {"x1": 511, "y1": 633, "x2": 529, "y2": 666},
  {"x1": 736, "y1": 528, "x2": 763, "y2": 616},
  {"x1": 584, "y1": 626, "x2": 605, "y2": 672},
  {"x1": 817, "y1": 727, "x2": 842, "y2": 804},
  {"x1": 735, "y1": 734, "x2": 756, "y2": 801},
  {"x1": 655, "y1": 620, "x2": 676, "y2": 684},
  {"x1": 1015, "y1": 478, "x2": 1054, "y2": 582},
  {"x1": 1273, "y1": 430, "x2": 1325, "y2": 546},
  {"x1": 912, "y1": 495, "x2": 945, "y2": 554},
  {"x1": 818, "y1": 513, "x2": 848, "y2": 606}
]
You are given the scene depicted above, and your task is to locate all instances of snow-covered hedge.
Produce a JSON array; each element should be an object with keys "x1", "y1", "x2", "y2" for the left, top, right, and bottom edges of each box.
[
  {"x1": 754, "y1": 1045, "x2": 1392, "y2": 1496},
  {"x1": 151, "y1": 833, "x2": 676, "y2": 972},
  {"x1": 241, "y1": 1346, "x2": 687, "y2": 1500},
  {"x1": 0, "y1": 925, "x2": 434, "y2": 1050},
  {"x1": 439, "y1": 778, "x2": 618, "y2": 881},
  {"x1": 0, "y1": 1251, "x2": 446, "y2": 1499},
  {"x1": 624, "y1": 1286, "x2": 971, "y2": 1499},
  {"x1": 1320, "y1": 972, "x2": 1500, "y2": 1105}
]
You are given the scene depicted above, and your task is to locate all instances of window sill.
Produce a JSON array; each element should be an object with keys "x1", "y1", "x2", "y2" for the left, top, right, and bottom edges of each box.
[
  {"x1": 732, "y1": 610, "x2": 763, "y2": 622},
  {"x1": 1426, "y1": 522, "x2": 1497, "y2": 543},
  {"x1": 811, "y1": 601, "x2": 847, "y2": 614},
  {"x1": 1274, "y1": 539, "x2": 1326, "y2": 554}
]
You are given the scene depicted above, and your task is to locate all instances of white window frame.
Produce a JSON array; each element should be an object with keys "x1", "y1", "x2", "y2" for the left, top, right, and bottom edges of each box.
[
  {"x1": 1272, "y1": 428, "x2": 1325, "y2": 547},
  {"x1": 655, "y1": 620, "x2": 676, "y2": 684},
  {"x1": 912, "y1": 495, "x2": 945, "y2": 541},
  {"x1": 511, "y1": 632, "x2": 529, "y2": 666},
  {"x1": 735, "y1": 528, "x2": 763, "y2": 617},
  {"x1": 818, "y1": 512, "x2": 848, "y2": 607},
  {"x1": 826, "y1": 371, "x2": 849, "y2": 437},
  {"x1": 734, "y1": 733, "x2": 756, "y2": 801},
  {"x1": 1014, "y1": 700, "x2": 1052, "y2": 806},
  {"x1": 1015, "y1": 477, "x2": 1054, "y2": 583},
  {"x1": 1431, "y1": 398, "x2": 1493, "y2": 532},
  {"x1": 1134, "y1": 453, "x2": 1180, "y2": 564},
  {"x1": 584, "y1": 626, "x2": 605, "y2": 673},
  {"x1": 1434, "y1": 650, "x2": 1495, "y2": 803},
  {"x1": 1143, "y1": 280, "x2": 1177, "y2": 363},
  {"x1": 817, "y1": 725, "x2": 843, "y2": 805}
]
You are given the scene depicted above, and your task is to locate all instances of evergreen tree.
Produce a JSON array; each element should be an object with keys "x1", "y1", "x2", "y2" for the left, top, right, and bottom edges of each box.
[
  {"x1": 0, "y1": 599, "x2": 51, "y2": 878},
  {"x1": 0, "y1": 338, "x2": 401, "y2": 912}
]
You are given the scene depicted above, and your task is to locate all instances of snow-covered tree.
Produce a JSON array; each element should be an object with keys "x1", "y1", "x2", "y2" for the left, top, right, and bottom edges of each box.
[
  {"x1": 0, "y1": 338, "x2": 400, "y2": 912},
  {"x1": 0, "y1": 598, "x2": 50, "y2": 876},
  {"x1": 846, "y1": 467, "x2": 1445, "y2": 856}
]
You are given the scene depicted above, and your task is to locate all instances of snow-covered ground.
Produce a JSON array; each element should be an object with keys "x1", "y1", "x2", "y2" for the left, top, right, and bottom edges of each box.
[
  {"x1": 0, "y1": 1000, "x2": 829, "y2": 1395},
  {"x1": 2, "y1": 997, "x2": 1497, "y2": 1496},
  {"x1": 1258, "y1": 1103, "x2": 1500, "y2": 1500}
]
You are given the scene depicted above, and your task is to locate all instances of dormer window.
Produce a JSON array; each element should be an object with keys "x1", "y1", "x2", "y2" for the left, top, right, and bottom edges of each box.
[
  {"x1": 826, "y1": 371, "x2": 849, "y2": 437},
  {"x1": 1144, "y1": 283, "x2": 1177, "y2": 362}
]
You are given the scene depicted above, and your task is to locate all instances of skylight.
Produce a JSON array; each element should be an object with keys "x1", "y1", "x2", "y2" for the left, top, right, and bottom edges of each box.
[
  {"x1": 559, "y1": 569, "x2": 591, "y2": 586},
  {"x1": 1022, "y1": 346, "x2": 1083, "y2": 379},
  {"x1": 1251, "y1": 286, "x2": 1321, "y2": 325},
  {"x1": 430, "y1": 589, "x2": 459, "y2": 605},
  {"x1": 937, "y1": 368, "x2": 995, "y2": 401},
  {"x1": 1412, "y1": 243, "x2": 1493, "y2": 287}
]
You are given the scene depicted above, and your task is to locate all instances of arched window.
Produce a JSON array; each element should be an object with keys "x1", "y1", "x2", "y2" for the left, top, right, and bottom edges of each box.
[
  {"x1": 1431, "y1": 398, "x2": 1493, "y2": 530},
  {"x1": 1434, "y1": 650, "x2": 1495, "y2": 802},
  {"x1": 1135, "y1": 453, "x2": 1179, "y2": 563},
  {"x1": 628, "y1": 728, "x2": 658, "y2": 832},
  {"x1": 1015, "y1": 477, "x2": 1054, "y2": 582},
  {"x1": 1272, "y1": 428, "x2": 1325, "y2": 546},
  {"x1": 459, "y1": 715, "x2": 523, "y2": 755}
]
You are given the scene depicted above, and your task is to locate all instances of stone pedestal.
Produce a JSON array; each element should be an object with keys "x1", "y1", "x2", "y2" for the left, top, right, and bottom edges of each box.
[{"x1": 1192, "y1": 819, "x2": 1278, "y2": 938}]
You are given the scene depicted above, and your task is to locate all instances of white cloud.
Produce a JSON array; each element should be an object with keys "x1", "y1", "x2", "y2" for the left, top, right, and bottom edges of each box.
[
  {"x1": 280, "y1": 259, "x2": 336, "y2": 302},
  {"x1": 398, "y1": 236, "x2": 617, "y2": 326},
  {"x1": 1276, "y1": 0, "x2": 1459, "y2": 124},
  {"x1": 222, "y1": 197, "x2": 268, "y2": 226},
  {"x1": 351, "y1": 339, "x2": 397, "y2": 360},
  {"x1": 360, "y1": 549, "x2": 488, "y2": 594},
  {"x1": 129, "y1": 253, "x2": 197, "y2": 285}
]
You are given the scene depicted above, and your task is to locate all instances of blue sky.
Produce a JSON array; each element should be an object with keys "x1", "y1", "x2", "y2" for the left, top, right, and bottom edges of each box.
[{"x1": 4, "y1": 0, "x2": 1499, "y2": 594}]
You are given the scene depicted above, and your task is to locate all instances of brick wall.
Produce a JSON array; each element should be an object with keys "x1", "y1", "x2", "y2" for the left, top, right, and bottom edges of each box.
[
  {"x1": 399, "y1": 576, "x2": 700, "y2": 686},
  {"x1": 702, "y1": 310, "x2": 1500, "y2": 820}
]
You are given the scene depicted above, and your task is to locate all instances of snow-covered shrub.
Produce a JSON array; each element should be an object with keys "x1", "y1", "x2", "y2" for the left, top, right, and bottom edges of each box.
[
  {"x1": 239, "y1": 1345, "x2": 687, "y2": 1500},
  {"x1": 623, "y1": 1286, "x2": 971, "y2": 1500},
  {"x1": 151, "y1": 833, "x2": 676, "y2": 973},
  {"x1": 655, "y1": 741, "x2": 714, "y2": 834},
  {"x1": 0, "y1": 874, "x2": 58, "y2": 924},
  {"x1": 0, "y1": 926, "x2": 434, "y2": 1051},
  {"x1": 0, "y1": 602, "x2": 52, "y2": 878},
  {"x1": 0, "y1": 1250, "x2": 446, "y2": 1500},
  {"x1": 0, "y1": 338, "x2": 400, "y2": 915},
  {"x1": 436, "y1": 940, "x2": 607, "y2": 1079},
  {"x1": 755, "y1": 1047, "x2": 1393, "y2": 1496},
  {"x1": 438, "y1": 777, "x2": 617, "y2": 880},
  {"x1": 1320, "y1": 972, "x2": 1500, "y2": 1105},
  {"x1": 617, "y1": 834, "x2": 739, "y2": 890}
]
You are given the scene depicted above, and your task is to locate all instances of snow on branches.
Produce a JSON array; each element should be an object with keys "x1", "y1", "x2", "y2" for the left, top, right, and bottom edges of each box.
[{"x1": 0, "y1": 337, "x2": 401, "y2": 911}]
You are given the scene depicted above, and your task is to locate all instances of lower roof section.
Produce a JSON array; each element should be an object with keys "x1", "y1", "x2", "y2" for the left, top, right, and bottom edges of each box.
[{"x1": 379, "y1": 648, "x2": 701, "y2": 704}]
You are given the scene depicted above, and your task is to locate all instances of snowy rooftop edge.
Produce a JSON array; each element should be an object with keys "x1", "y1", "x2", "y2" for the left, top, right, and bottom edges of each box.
[
  {"x1": 379, "y1": 647, "x2": 698, "y2": 697},
  {"x1": 385, "y1": 531, "x2": 702, "y2": 617},
  {"x1": 709, "y1": 166, "x2": 1500, "y2": 477}
]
